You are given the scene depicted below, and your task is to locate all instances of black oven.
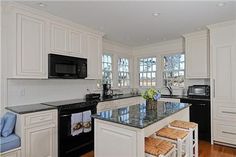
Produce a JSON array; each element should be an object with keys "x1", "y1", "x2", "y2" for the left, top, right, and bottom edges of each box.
[
  {"x1": 48, "y1": 54, "x2": 87, "y2": 79},
  {"x1": 59, "y1": 102, "x2": 96, "y2": 157}
]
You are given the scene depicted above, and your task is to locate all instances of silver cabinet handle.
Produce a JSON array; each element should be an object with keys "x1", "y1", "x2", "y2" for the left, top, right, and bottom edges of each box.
[
  {"x1": 222, "y1": 111, "x2": 236, "y2": 114},
  {"x1": 222, "y1": 131, "x2": 236, "y2": 135}
]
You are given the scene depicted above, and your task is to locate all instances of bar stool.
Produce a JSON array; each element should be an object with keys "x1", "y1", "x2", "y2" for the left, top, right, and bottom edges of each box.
[
  {"x1": 145, "y1": 137, "x2": 176, "y2": 157},
  {"x1": 169, "y1": 120, "x2": 198, "y2": 157},
  {"x1": 155, "y1": 127, "x2": 190, "y2": 157}
]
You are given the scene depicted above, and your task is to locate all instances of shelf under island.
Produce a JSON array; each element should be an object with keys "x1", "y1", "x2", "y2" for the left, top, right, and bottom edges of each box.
[{"x1": 92, "y1": 101, "x2": 191, "y2": 157}]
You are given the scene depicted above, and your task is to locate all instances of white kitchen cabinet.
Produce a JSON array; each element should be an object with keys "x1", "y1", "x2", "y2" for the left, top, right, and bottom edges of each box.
[
  {"x1": 25, "y1": 124, "x2": 56, "y2": 157},
  {"x1": 69, "y1": 29, "x2": 83, "y2": 55},
  {"x1": 184, "y1": 30, "x2": 209, "y2": 78},
  {"x1": 4, "y1": 3, "x2": 103, "y2": 79},
  {"x1": 7, "y1": 6, "x2": 47, "y2": 78},
  {"x1": 50, "y1": 23, "x2": 84, "y2": 57},
  {"x1": 50, "y1": 23, "x2": 68, "y2": 53},
  {"x1": 13, "y1": 110, "x2": 58, "y2": 157},
  {"x1": 86, "y1": 33, "x2": 102, "y2": 79},
  {"x1": 208, "y1": 20, "x2": 236, "y2": 146},
  {"x1": 95, "y1": 121, "x2": 137, "y2": 157}
]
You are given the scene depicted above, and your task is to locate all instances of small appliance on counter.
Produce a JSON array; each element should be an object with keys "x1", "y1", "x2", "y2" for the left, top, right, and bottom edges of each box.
[
  {"x1": 102, "y1": 84, "x2": 113, "y2": 98},
  {"x1": 187, "y1": 85, "x2": 210, "y2": 98},
  {"x1": 85, "y1": 93, "x2": 101, "y2": 100}
]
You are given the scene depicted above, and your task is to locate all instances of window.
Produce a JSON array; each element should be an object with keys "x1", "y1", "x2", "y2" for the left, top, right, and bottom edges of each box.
[
  {"x1": 139, "y1": 57, "x2": 157, "y2": 87},
  {"x1": 118, "y1": 58, "x2": 130, "y2": 87},
  {"x1": 163, "y1": 53, "x2": 185, "y2": 87},
  {"x1": 102, "y1": 54, "x2": 113, "y2": 85}
]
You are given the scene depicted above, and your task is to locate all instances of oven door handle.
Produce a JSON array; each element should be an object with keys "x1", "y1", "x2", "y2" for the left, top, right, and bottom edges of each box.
[{"x1": 60, "y1": 114, "x2": 71, "y2": 117}]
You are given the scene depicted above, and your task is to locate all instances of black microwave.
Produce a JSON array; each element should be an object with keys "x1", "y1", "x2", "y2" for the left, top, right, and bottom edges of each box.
[{"x1": 48, "y1": 54, "x2": 87, "y2": 79}]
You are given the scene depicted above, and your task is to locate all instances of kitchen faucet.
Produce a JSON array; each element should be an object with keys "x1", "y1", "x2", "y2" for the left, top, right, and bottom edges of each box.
[{"x1": 166, "y1": 86, "x2": 173, "y2": 96}]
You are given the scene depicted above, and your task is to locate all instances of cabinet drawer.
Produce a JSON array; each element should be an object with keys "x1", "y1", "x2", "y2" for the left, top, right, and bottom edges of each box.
[
  {"x1": 214, "y1": 105, "x2": 236, "y2": 121},
  {"x1": 214, "y1": 120, "x2": 236, "y2": 145},
  {"x1": 25, "y1": 111, "x2": 55, "y2": 126}
]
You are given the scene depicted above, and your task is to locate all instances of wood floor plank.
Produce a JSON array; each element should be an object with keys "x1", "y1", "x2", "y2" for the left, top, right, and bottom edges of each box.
[{"x1": 81, "y1": 141, "x2": 236, "y2": 157}]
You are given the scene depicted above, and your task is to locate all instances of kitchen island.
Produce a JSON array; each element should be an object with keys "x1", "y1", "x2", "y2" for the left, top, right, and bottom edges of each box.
[{"x1": 92, "y1": 101, "x2": 190, "y2": 157}]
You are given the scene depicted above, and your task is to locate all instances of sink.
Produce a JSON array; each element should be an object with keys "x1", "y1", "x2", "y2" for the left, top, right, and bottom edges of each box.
[{"x1": 112, "y1": 94, "x2": 124, "y2": 97}]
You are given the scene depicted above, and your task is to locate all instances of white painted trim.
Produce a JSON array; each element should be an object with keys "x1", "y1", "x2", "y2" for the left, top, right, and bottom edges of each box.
[
  {"x1": 207, "y1": 20, "x2": 236, "y2": 30},
  {"x1": 182, "y1": 30, "x2": 208, "y2": 38},
  {"x1": 133, "y1": 38, "x2": 184, "y2": 56},
  {"x1": 0, "y1": 147, "x2": 21, "y2": 155}
]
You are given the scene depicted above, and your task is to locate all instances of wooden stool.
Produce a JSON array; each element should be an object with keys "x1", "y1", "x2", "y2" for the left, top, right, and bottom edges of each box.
[
  {"x1": 169, "y1": 120, "x2": 198, "y2": 157},
  {"x1": 155, "y1": 127, "x2": 190, "y2": 157},
  {"x1": 145, "y1": 137, "x2": 176, "y2": 157}
]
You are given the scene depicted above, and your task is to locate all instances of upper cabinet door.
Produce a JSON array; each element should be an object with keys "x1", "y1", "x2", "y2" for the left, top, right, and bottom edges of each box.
[
  {"x1": 50, "y1": 23, "x2": 68, "y2": 53},
  {"x1": 86, "y1": 33, "x2": 102, "y2": 79},
  {"x1": 16, "y1": 13, "x2": 46, "y2": 78},
  {"x1": 184, "y1": 30, "x2": 209, "y2": 79},
  {"x1": 68, "y1": 29, "x2": 83, "y2": 56}
]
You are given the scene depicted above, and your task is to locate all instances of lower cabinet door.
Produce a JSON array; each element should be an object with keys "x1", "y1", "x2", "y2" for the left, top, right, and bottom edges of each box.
[{"x1": 25, "y1": 124, "x2": 56, "y2": 157}]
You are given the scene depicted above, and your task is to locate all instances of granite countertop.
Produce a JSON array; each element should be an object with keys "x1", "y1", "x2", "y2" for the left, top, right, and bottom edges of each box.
[
  {"x1": 92, "y1": 101, "x2": 191, "y2": 129},
  {"x1": 6, "y1": 104, "x2": 57, "y2": 114}
]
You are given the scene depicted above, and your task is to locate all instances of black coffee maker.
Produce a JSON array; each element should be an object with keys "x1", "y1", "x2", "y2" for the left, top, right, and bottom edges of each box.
[{"x1": 103, "y1": 84, "x2": 113, "y2": 98}]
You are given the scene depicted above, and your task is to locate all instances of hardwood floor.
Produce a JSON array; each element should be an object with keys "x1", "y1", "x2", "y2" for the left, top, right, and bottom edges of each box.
[
  {"x1": 81, "y1": 141, "x2": 236, "y2": 157},
  {"x1": 199, "y1": 141, "x2": 236, "y2": 157}
]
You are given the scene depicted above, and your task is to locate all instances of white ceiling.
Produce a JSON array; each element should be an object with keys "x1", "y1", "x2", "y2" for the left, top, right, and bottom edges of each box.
[{"x1": 22, "y1": 1, "x2": 236, "y2": 47}]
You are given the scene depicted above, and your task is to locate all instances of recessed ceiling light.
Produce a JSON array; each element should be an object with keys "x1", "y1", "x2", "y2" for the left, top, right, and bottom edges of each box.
[
  {"x1": 38, "y1": 3, "x2": 46, "y2": 7},
  {"x1": 152, "y1": 12, "x2": 161, "y2": 17},
  {"x1": 217, "y1": 2, "x2": 226, "y2": 7}
]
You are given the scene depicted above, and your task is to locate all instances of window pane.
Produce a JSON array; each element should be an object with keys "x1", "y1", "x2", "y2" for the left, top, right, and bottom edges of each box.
[
  {"x1": 118, "y1": 57, "x2": 130, "y2": 87},
  {"x1": 139, "y1": 57, "x2": 157, "y2": 87},
  {"x1": 180, "y1": 62, "x2": 184, "y2": 70},
  {"x1": 180, "y1": 54, "x2": 185, "y2": 62},
  {"x1": 163, "y1": 53, "x2": 185, "y2": 87},
  {"x1": 102, "y1": 54, "x2": 113, "y2": 86},
  {"x1": 179, "y1": 71, "x2": 184, "y2": 76}
]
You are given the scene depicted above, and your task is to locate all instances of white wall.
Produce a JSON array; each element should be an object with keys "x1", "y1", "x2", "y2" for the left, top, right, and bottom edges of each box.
[{"x1": 7, "y1": 79, "x2": 98, "y2": 106}]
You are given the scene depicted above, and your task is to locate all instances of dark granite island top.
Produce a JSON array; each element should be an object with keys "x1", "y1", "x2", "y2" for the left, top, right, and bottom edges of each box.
[
  {"x1": 92, "y1": 101, "x2": 191, "y2": 129},
  {"x1": 6, "y1": 104, "x2": 56, "y2": 114}
]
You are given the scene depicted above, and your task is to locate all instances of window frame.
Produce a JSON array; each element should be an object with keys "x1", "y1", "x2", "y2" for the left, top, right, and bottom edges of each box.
[
  {"x1": 138, "y1": 56, "x2": 157, "y2": 87},
  {"x1": 102, "y1": 53, "x2": 113, "y2": 86},
  {"x1": 117, "y1": 57, "x2": 130, "y2": 88},
  {"x1": 162, "y1": 53, "x2": 185, "y2": 88}
]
